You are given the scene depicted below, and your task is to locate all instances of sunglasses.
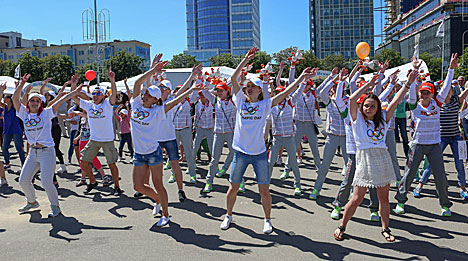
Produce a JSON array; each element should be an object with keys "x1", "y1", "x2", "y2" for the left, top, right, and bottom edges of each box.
[{"x1": 92, "y1": 92, "x2": 102, "y2": 96}]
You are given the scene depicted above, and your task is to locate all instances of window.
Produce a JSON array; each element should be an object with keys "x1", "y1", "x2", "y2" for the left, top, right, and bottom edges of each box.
[
  {"x1": 8, "y1": 55, "x2": 13, "y2": 59},
  {"x1": 61, "y1": 52, "x2": 66, "y2": 55},
  {"x1": 88, "y1": 50, "x2": 93, "y2": 55},
  {"x1": 42, "y1": 53, "x2": 48, "y2": 57},
  {"x1": 78, "y1": 50, "x2": 84, "y2": 55},
  {"x1": 79, "y1": 60, "x2": 85, "y2": 65},
  {"x1": 126, "y1": 47, "x2": 132, "y2": 52},
  {"x1": 52, "y1": 52, "x2": 57, "y2": 55}
]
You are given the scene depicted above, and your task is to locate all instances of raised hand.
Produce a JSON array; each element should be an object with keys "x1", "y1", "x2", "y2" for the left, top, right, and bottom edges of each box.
[
  {"x1": 151, "y1": 53, "x2": 163, "y2": 68},
  {"x1": 0, "y1": 82, "x2": 6, "y2": 92},
  {"x1": 244, "y1": 47, "x2": 258, "y2": 61},
  {"x1": 124, "y1": 77, "x2": 128, "y2": 84},
  {"x1": 301, "y1": 67, "x2": 318, "y2": 80},
  {"x1": 407, "y1": 70, "x2": 419, "y2": 85},
  {"x1": 390, "y1": 69, "x2": 400, "y2": 85},
  {"x1": 280, "y1": 61, "x2": 285, "y2": 71},
  {"x1": 42, "y1": 77, "x2": 52, "y2": 85},
  {"x1": 369, "y1": 74, "x2": 380, "y2": 86},
  {"x1": 191, "y1": 63, "x2": 203, "y2": 77},
  {"x1": 71, "y1": 73, "x2": 79, "y2": 84},
  {"x1": 21, "y1": 73, "x2": 31, "y2": 83},
  {"x1": 339, "y1": 68, "x2": 349, "y2": 81},
  {"x1": 331, "y1": 67, "x2": 339, "y2": 76},
  {"x1": 107, "y1": 68, "x2": 116, "y2": 82},
  {"x1": 411, "y1": 56, "x2": 419, "y2": 69},
  {"x1": 449, "y1": 53, "x2": 459, "y2": 69},
  {"x1": 152, "y1": 61, "x2": 168, "y2": 75},
  {"x1": 24, "y1": 84, "x2": 33, "y2": 94}
]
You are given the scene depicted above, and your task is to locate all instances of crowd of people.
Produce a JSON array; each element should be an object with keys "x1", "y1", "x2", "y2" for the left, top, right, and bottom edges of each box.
[{"x1": 0, "y1": 47, "x2": 466, "y2": 241}]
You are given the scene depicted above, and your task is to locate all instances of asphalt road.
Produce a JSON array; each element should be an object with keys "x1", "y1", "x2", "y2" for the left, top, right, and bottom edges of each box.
[{"x1": 1, "y1": 117, "x2": 468, "y2": 260}]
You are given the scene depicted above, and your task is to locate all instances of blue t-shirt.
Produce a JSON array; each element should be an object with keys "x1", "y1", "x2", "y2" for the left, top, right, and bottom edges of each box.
[{"x1": 3, "y1": 105, "x2": 23, "y2": 135}]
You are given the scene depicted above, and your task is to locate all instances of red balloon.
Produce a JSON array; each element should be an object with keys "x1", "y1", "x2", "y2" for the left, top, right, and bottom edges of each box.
[{"x1": 85, "y1": 70, "x2": 96, "y2": 81}]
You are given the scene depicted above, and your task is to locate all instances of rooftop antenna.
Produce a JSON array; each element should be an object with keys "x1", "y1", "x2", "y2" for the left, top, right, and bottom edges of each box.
[{"x1": 82, "y1": 0, "x2": 110, "y2": 84}]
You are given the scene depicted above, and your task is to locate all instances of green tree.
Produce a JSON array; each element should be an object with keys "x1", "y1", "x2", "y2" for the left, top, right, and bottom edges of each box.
[
  {"x1": 295, "y1": 50, "x2": 321, "y2": 78},
  {"x1": 321, "y1": 54, "x2": 349, "y2": 71},
  {"x1": 419, "y1": 52, "x2": 442, "y2": 81},
  {"x1": 108, "y1": 51, "x2": 144, "y2": 81},
  {"x1": 166, "y1": 53, "x2": 200, "y2": 68},
  {"x1": 42, "y1": 54, "x2": 75, "y2": 85},
  {"x1": 75, "y1": 62, "x2": 99, "y2": 86},
  {"x1": 373, "y1": 48, "x2": 406, "y2": 69},
  {"x1": 14, "y1": 53, "x2": 43, "y2": 81},
  {"x1": 456, "y1": 47, "x2": 468, "y2": 79},
  {"x1": 209, "y1": 53, "x2": 238, "y2": 68},
  {"x1": 249, "y1": 51, "x2": 272, "y2": 72},
  {"x1": 0, "y1": 59, "x2": 15, "y2": 76}
]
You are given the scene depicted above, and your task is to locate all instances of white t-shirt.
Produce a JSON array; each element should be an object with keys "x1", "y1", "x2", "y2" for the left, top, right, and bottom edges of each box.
[
  {"x1": 67, "y1": 106, "x2": 80, "y2": 131},
  {"x1": 130, "y1": 96, "x2": 166, "y2": 154},
  {"x1": 232, "y1": 90, "x2": 272, "y2": 155},
  {"x1": 351, "y1": 110, "x2": 388, "y2": 150},
  {"x1": 17, "y1": 105, "x2": 56, "y2": 147},
  {"x1": 80, "y1": 99, "x2": 115, "y2": 142},
  {"x1": 154, "y1": 96, "x2": 177, "y2": 142}
]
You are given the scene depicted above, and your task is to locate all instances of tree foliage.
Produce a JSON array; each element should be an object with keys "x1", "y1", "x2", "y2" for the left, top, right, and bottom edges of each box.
[
  {"x1": 42, "y1": 54, "x2": 75, "y2": 85},
  {"x1": 419, "y1": 52, "x2": 442, "y2": 81},
  {"x1": 166, "y1": 53, "x2": 200, "y2": 68},
  {"x1": 209, "y1": 53, "x2": 238, "y2": 68},
  {"x1": 456, "y1": 47, "x2": 468, "y2": 80},
  {"x1": 250, "y1": 51, "x2": 272, "y2": 72},
  {"x1": 295, "y1": 50, "x2": 321, "y2": 78},
  {"x1": 373, "y1": 48, "x2": 406, "y2": 69},
  {"x1": 320, "y1": 54, "x2": 349, "y2": 71},
  {"x1": 108, "y1": 51, "x2": 144, "y2": 81}
]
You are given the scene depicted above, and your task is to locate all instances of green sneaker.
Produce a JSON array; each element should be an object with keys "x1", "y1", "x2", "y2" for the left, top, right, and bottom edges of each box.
[
  {"x1": 331, "y1": 206, "x2": 341, "y2": 220},
  {"x1": 164, "y1": 161, "x2": 172, "y2": 170},
  {"x1": 189, "y1": 176, "x2": 197, "y2": 184},
  {"x1": 394, "y1": 203, "x2": 405, "y2": 214},
  {"x1": 216, "y1": 169, "x2": 226, "y2": 178},
  {"x1": 280, "y1": 170, "x2": 290, "y2": 180},
  {"x1": 18, "y1": 201, "x2": 40, "y2": 213},
  {"x1": 370, "y1": 212, "x2": 380, "y2": 222},
  {"x1": 441, "y1": 207, "x2": 452, "y2": 217},
  {"x1": 309, "y1": 189, "x2": 320, "y2": 200},
  {"x1": 294, "y1": 187, "x2": 302, "y2": 196},
  {"x1": 168, "y1": 173, "x2": 176, "y2": 183},
  {"x1": 238, "y1": 181, "x2": 245, "y2": 193},
  {"x1": 203, "y1": 182, "x2": 212, "y2": 193}
]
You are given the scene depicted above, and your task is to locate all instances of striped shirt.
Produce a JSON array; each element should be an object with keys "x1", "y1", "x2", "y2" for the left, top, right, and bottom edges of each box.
[
  {"x1": 440, "y1": 95, "x2": 460, "y2": 137},
  {"x1": 271, "y1": 83, "x2": 305, "y2": 136},
  {"x1": 294, "y1": 89, "x2": 317, "y2": 122},
  {"x1": 194, "y1": 98, "x2": 215, "y2": 129},
  {"x1": 172, "y1": 96, "x2": 194, "y2": 130},
  {"x1": 202, "y1": 90, "x2": 236, "y2": 134}
]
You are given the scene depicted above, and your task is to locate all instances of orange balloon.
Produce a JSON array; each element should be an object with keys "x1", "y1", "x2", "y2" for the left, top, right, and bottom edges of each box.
[{"x1": 356, "y1": 42, "x2": 370, "y2": 60}]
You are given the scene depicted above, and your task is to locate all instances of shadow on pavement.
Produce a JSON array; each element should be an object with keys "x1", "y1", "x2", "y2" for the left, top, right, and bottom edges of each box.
[
  {"x1": 0, "y1": 184, "x2": 25, "y2": 198},
  {"x1": 149, "y1": 221, "x2": 273, "y2": 254},
  {"x1": 92, "y1": 193, "x2": 153, "y2": 218},
  {"x1": 26, "y1": 211, "x2": 133, "y2": 242}
]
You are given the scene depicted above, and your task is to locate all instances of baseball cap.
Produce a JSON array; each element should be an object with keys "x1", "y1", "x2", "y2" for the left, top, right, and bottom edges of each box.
[
  {"x1": 47, "y1": 90, "x2": 56, "y2": 98},
  {"x1": 359, "y1": 81, "x2": 367, "y2": 88},
  {"x1": 452, "y1": 80, "x2": 458, "y2": 85},
  {"x1": 419, "y1": 82, "x2": 435, "y2": 94},
  {"x1": 92, "y1": 86, "x2": 106, "y2": 94},
  {"x1": 146, "y1": 85, "x2": 162, "y2": 99},
  {"x1": 159, "y1": 80, "x2": 172, "y2": 90},
  {"x1": 120, "y1": 109, "x2": 128, "y2": 115},
  {"x1": 28, "y1": 93, "x2": 46, "y2": 103},
  {"x1": 215, "y1": 82, "x2": 230, "y2": 91},
  {"x1": 243, "y1": 77, "x2": 263, "y2": 88},
  {"x1": 275, "y1": 86, "x2": 285, "y2": 92}
]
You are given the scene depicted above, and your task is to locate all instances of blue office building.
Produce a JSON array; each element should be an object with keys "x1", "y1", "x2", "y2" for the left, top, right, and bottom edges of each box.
[{"x1": 185, "y1": 0, "x2": 260, "y2": 66}]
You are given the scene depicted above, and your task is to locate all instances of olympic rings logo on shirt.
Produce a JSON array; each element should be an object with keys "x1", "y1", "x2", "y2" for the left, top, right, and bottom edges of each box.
[
  {"x1": 242, "y1": 104, "x2": 259, "y2": 116},
  {"x1": 367, "y1": 127, "x2": 385, "y2": 141},
  {"x1": 89, "y1": 108, "x2": 103, "y2": 116},
  {"x1": 24, "y1": 117, "x2": 42, "y2": 127},
  {"x1": 133, "y1": 109, "x2": 150, "y2": 120}
]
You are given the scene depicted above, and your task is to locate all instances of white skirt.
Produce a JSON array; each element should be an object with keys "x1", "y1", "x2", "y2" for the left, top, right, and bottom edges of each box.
[{"x1": 353, "y1": 147, "x2": 395, "y2": 188}]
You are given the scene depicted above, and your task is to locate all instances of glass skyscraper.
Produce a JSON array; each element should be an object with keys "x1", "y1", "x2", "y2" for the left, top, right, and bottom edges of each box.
[
  {"x1": 185, "y1": 0, "x2": 260, "y2": 65},
  {"x1": 310, "y1": 0, "x2": 374, "y2": 59}
]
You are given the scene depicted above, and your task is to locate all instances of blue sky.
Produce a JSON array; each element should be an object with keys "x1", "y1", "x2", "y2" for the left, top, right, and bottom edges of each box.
[{"x1": 1, "y1": 0, "x2": 384, "y2": 59}]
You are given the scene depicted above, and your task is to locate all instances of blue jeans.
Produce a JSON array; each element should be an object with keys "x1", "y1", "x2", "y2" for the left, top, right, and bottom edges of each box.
[
  {"x1": 230, "y1": 150, "x2": 269, "y2": 184},
  {"x1": 2, "y1": 134, "x2": 25, "y2": 165},
  {"x1": 133, "y1": 146, "x2": 163, "y2": 167},
  {"x1": 462, "y1": 118, "x2": 468, "y2": 138},
  {"x1": 420, "y1": 136, "x2": 466, "y2": 187},
  {"x1": 68, "y1": 129, "x2": 78, "y2": 161},
  {"x1": 159, "y1": 139, "x2": 179, "y2": 161}
]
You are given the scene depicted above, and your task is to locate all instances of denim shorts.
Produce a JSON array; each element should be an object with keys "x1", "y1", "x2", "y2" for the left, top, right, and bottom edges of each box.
[
  {"x1": 133, "y1": 146, "x2": 163, "y2": 167},
  {"x1": 229, "y1": 149, "x2": 270, "y2": 184},
  {"x1": 159, "y1": 139, "x2": 179, "y2": 161}
]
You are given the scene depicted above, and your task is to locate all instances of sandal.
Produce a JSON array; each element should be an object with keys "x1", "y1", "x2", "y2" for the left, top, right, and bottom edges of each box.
[
  {"x1": 381, "y1": 228, "x2": 395, "y2": 242},
  {"x1": 334, "y1": 226, "x2": 346, "y2": 241}
]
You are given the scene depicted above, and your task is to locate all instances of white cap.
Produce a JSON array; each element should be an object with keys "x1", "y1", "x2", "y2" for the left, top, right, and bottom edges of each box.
[
  {"x1": 47, "y1": 90, "x2": 56, "y2": 98},
  {"x1": 146, "y1": 86, "x2": 162, "y2": 99},
  {"x1": 28, "y1": 93, "x2": 46, "y2": 103},
  {"x1": 243, "y1": 77, "x2": 263, "y2": 88},
  {"x1": 159, "y1": 80, "x2": 172, "y2": 90},
  {"x1": 92, "y1": 86, "x2": 106, "y2": 94},
  {"x1": 120, "y1": 109, "x2": 128, "y2": 115}
]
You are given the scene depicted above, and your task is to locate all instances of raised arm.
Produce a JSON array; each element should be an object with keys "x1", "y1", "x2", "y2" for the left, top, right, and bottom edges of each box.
[
  {"x1": 289, "y1": 63, "x2": 296, "y2": 85},
  {"x1": 123, "y1": 78, "x2": 131, "y2": 98},
  {"x1": 349, "y1": 60, "x2": 361, "y2": 81},
  {"x1": 378, "y1": 70, "x2": 400, "y2": 101},
  {"x1": 176, "y1": 63, "x2": 203, "y2": 97},
  {"x1": 12, "y1": 74, "x2": 30, "y2": 112},
  {"x1": 232, "y1": 47, "x2": 258, "y2": 96},
  {"x1": 165, "y1": 84, "x2": 200, "y2": 113},
  {"x1": 372, "y1": 60, "x2": 389, "y2": 95},
  {"x1": 107, "y1": 68, "x2": 117, "y2": 105},
  {"x1": 133, "y1": 60, "x2": 168, "y2": 99},
  {"x1": 436, "y1": 53, "x2": 458, "y2": 103},
  {"x1": 349, "y1": 74, "x2": 379, "y2": 121},
  {"x1": 39, "y1": 77, "x2": 52, "y2": 96},
  {"x1": 21, "y1": 84, "x2": 33, "y2": 106},
  {"x1": 386, "y1": 70, "x2": 418, "y2": 121},
  {"x1": 52, "y1": 85, "x2": 83, "y2": 114},
  {"x1": 333, "y1": 68, "x2": 349, "y2": 113},
  {"x1": 317, "y1": 75, "x2": 338, "y2": 105},
  {"x1": 276, "y1": 61, "x2": 285, "y2": 87},
  {"x1": 272, "y1": 67, "x2": 317, "y2": 107},
  {"x1": 0, "y1": 82, "x2": 7, "y2": 108}
]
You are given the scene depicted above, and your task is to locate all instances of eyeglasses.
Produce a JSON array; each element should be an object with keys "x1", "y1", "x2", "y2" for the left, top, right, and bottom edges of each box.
[{"x1": 92, "y1": 92, "x2": 102, "y2": 96}]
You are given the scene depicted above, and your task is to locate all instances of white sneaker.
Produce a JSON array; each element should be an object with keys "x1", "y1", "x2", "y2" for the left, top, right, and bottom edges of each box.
[
  {"x1": 156, "y1": 216, "x2": 170, "y2": 227},
  {"x1": 220, "y1": 215, "x2": 232, "y2": 230},
  {"x1": 152, "y1": 203, "x2": 161, "y2": 217},
  {"x1": 0, "y1": 178, "x2": 7, "y2": 187},
  {"x1": 118, "y1": 157, "x2": 124, "y2": 162},
  {"x1": 57, "y1": 164, "x2": 67, "y2": 173},
  {"x1": 66, "y1": 161, "x2": 72, "y2": 166},
  {"x1": 263, "y1": 219, "x2": 273, "y2": 234},
  {"x1": 297, "y1": 157, "x2": 303, "y2": 164}
]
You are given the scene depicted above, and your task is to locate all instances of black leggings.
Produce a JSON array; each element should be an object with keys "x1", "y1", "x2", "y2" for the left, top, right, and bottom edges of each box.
[{"x1": 52, "y1": 126, "x2": 64, "y2": 165}]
